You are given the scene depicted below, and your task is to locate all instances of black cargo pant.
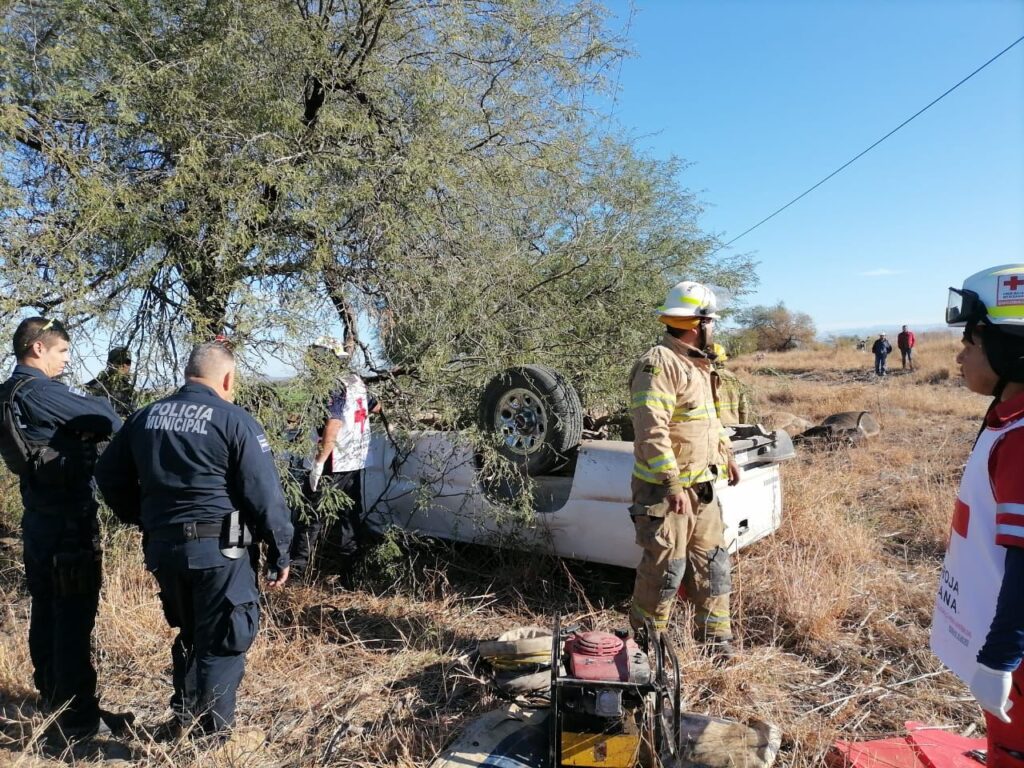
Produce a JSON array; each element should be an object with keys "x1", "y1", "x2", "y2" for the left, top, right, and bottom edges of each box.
[
  {"x1": 149, "y1": 542, "x2": 260, "y2": 734},
  {"x1": 289, "y1": 470, "x2": 361, "y2": 574},
  {"x1": 21, "y1": 508, "x2": 101, "y2": 728}
]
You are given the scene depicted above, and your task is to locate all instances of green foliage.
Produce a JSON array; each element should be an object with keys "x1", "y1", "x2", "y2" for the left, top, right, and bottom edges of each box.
[
  {"x1": 827, "y1": 334, "x2": 864, "y2": 350},
  {"x1": 362, "y1": 526, "x2": 407, "y2": 585},
  {"x1": 736, "y1": 302, "x2": 816, "y2": 353},
  {"x1": 1, "y1": 0, "x2": 754, "y2": 428},
  {"x1": 717, "y1": 327, "x2": 759, "y2": 357}
]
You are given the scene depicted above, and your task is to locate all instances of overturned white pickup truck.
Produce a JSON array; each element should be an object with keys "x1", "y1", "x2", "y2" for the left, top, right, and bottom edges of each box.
[{"x1": 361, "y1": 366, "x2": 794, "y2": 568}]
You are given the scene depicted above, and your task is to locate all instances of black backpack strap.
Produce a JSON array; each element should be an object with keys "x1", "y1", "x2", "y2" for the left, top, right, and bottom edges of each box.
[
  {"x1": 0, "y1": 376, "x2": 43, "y2": 476},
  {"x1": 7, "y1": 375, "x2": 37, "y2": 420}
]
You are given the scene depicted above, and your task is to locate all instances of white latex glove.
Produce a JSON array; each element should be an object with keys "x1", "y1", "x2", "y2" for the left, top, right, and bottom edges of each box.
[
  {"x1": 969, "y1": 663, "x2": 1013, "y2": 724},
  {"x1": 308, "y1": 461, "x2": 325, "y2": 493}
]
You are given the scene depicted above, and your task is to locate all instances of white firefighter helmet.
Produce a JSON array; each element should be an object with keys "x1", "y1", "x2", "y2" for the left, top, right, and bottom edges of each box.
[
  {"x1": 310, "y1": 336, "x2": 349, "y2": 359},
  {"x1": 947, "y1": 265, "x2": 1024, "y2": 334},
  {"x1": 656, "y1": 281, "x2": 720, "y2": 319}
]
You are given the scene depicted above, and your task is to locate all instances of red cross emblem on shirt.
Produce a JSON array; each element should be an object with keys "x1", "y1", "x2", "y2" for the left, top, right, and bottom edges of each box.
[
  {"x1": 1004, "y1": 276, "x2": 1024, "y2": 291},
  {"x1": 353, "y1": 398, "x2": 368, "y2": 434}
]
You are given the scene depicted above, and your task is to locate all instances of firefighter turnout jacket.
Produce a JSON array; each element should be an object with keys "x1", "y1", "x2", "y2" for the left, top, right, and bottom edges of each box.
[
  {"x1": 629, "y1": 333, "x2": 730, "y2": 494},
  {"x1": 713, "y1": 368, "x2": 752, "y2": 427}
]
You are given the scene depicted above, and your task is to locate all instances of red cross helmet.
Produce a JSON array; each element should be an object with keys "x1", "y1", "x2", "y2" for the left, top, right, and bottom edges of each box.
[
  {"x1": 947, "y1": 265, "x2": 1024, "y2": 334},
  {"x1": 656, "y1": 281, "x2": 720, "y2": 319}
]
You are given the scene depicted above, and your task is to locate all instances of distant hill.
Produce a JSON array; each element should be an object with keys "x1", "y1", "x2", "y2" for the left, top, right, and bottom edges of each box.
[{"x1": 819, "y1": 323, "x2": 955, "y2": 340}]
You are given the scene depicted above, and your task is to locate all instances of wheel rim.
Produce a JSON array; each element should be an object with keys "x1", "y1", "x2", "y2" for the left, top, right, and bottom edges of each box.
[{"x1": 494, "y1": 388, "x2": 548, "y2": 456}]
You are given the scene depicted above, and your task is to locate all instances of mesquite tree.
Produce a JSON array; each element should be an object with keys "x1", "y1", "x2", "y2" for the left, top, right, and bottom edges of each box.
[{"x1": 0, "y1": 0, "x2": 753, "y2": 424}]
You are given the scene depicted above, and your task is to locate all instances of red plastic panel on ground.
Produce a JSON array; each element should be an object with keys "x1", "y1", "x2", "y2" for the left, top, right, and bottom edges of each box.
[
  {"x1": 827, "y1": 722, "x2": 987, "y2": 768},
  {"x1": 905, "y1": 722, "x2": 986, "y2": 768}
]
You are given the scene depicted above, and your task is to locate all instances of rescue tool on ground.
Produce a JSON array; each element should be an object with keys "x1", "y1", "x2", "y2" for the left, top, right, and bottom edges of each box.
[{"x1": 549, "y1": 616, "x2": 680, "y2": 768}]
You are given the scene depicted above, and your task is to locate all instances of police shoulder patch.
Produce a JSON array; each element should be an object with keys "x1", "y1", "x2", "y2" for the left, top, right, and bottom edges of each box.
[{"x1": 257, "y1": 433, "x2": 271, "y2": 453}]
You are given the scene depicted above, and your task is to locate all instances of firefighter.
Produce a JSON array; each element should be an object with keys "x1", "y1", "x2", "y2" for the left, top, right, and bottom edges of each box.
[
  {"x1": 95, "y1": 340, "x2": 292, "y2": 738},
  {"x1": 931, "y1": 265, "x2": 1024, "y2": 767},
  {"x1": 0, "y1": 318, "x2": 123, "y2": 741},
  {"x1": 85, "y1": 346, "x2": 137, "y2": 418},
  {"x1": 710, "y1": 343, "x2": 753, "y2": 426},
  {"x1": 628, "y1": 281, "x2": 741, "y2": 653}
]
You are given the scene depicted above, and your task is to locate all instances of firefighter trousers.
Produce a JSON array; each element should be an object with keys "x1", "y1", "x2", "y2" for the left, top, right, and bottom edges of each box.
[{"x1": 628, "y1": 479, "x2": 733, "y2": 641}]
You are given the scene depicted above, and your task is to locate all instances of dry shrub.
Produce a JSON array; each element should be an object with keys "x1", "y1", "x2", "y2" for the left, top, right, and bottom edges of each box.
[
  {"x1": 767, "y1": 389, "x2": 795, "y2": 405},
  {"x1": 738, "y1": 456, "x2": 880, "y2": 654}
]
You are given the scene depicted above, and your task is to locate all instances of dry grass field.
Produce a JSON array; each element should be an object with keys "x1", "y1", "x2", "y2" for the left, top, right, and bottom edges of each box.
[{"x1": 0, "y1": 332, "x2": 993, "y2": 767}]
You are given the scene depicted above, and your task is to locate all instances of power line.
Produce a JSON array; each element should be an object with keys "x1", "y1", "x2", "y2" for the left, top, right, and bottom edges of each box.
[
  {"x1": 604, "y1": 2, "x2": 635, "y2": 126},
  {"x1": 717, "y1": 33, "x2": 1024, "y2": 252}
]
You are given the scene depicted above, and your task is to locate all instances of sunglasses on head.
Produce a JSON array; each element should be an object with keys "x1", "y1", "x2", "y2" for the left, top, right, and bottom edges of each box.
[{"x1": 19, "y1": 318, "x2": 64, "y2": 355}]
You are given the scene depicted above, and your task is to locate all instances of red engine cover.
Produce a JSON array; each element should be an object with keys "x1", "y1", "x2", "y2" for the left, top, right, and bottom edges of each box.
[{"x1": 565, "y1": 631, "x2": 638, "y2": 682}]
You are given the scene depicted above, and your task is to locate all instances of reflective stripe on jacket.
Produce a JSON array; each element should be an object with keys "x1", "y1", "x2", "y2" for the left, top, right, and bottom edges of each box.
[
  {"x1": 713, "y1": 368, "x2": 751, "y2": 427},
  {"x1": 629, "y1": 332, "x2": 729, "y2": 494}
]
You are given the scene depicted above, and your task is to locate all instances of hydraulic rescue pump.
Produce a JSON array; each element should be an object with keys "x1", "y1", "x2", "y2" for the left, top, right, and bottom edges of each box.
[{"x1": 550, "y1": 618, "x2": 680, "y2": 768}]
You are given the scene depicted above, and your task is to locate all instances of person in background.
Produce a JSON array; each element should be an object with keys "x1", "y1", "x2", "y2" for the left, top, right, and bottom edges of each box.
[
  {"x1": 897, "y1": 325, "x2": 916, "y2": 371},
  {"x1": 290, "y1": 336, "x2": 380, "y2": 579},
  {"x1": 86, "y1": 346, "x2": 137, "y2": 418},
  {"x1": 931, "y1": 264, "x2": 1024, "y2": 768},
  {"x1": 710, "y1": 343, "x2": 754, "y2": 426},
  {"x1": 871, "y1": 332, "x2": 893, "y2": 377}
]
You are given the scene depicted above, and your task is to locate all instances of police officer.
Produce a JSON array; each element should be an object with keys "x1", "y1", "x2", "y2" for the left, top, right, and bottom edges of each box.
[
  {"x1": 95, "y1": 341, "x2": 292, "y2": 737},
  {"x1": 0, "y1": 318, "x2": 122, "y2": 740},
  {"x1": 85, "y1": 346, "x2": 137, "y2": 418}
]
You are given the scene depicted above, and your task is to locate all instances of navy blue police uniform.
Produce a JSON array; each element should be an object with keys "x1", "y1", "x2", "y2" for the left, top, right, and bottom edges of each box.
[
  {"x1": 95, "y1": 382, "x2": 292, "y2": 734},
  {"x1": 0, "y1": 364, "x2": 121, "y2": 731}
]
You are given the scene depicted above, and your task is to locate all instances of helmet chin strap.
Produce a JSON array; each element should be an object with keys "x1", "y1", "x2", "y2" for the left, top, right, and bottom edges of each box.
[{"x1": 698, "y1": 318, "x2": 713, "y2": 352}]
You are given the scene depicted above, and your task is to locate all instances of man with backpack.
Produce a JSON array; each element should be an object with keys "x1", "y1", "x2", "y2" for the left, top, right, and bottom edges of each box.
[{"x1": 0, "y1": 318, "x2": 124, "y2": 742}]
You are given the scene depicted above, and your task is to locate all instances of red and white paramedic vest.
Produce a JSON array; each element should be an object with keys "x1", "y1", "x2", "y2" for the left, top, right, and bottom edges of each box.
[
  {"x1": 930, "y1": 413, "x2": 1024, "y2": 683},
  {"x1": 328, "y1": 374, "x2": 372, "y2": 473}
]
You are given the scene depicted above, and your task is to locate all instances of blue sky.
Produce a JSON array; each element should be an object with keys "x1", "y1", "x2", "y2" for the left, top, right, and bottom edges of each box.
[{"x1": 600, "y1": 0, "x2": 1024, "y2": 333}]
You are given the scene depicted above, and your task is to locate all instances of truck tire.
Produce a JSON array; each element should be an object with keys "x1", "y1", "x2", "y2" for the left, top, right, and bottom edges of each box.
[{"x1": 478, "y1": 365, "x2": 584, "y2": 475}]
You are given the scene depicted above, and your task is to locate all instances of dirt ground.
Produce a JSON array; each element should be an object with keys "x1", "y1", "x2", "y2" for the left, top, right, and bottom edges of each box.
[{"x1": 0, "y1": 332, "x2": 992, "y2": 767}]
